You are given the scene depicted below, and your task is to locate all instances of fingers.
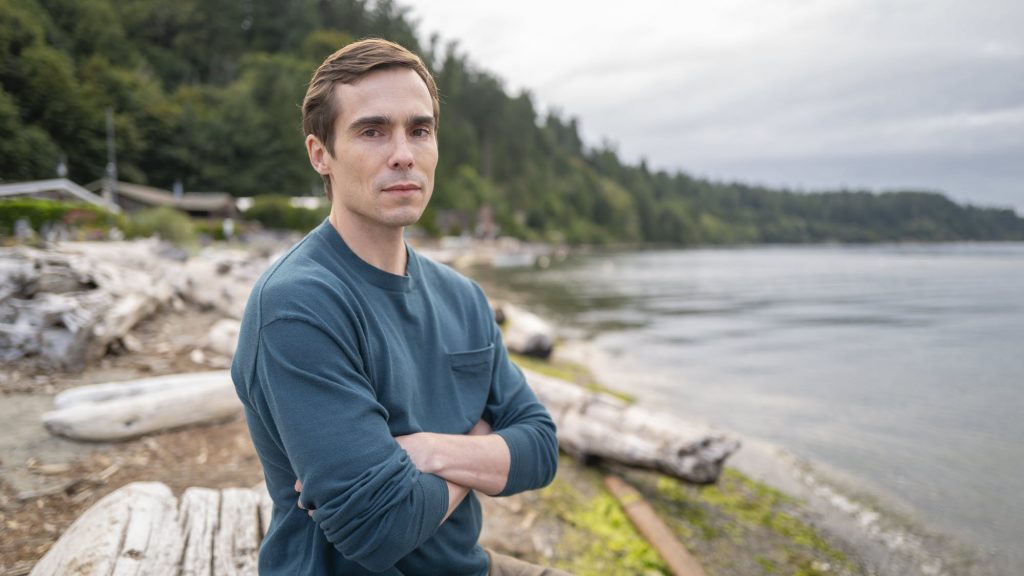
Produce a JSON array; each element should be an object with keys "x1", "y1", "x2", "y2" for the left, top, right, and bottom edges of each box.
[
  {"x1": 294, "y1": 478, "x2": 314, "y2": 517},
  {"x1": 469, "y1": 418, "x2": 492, "y2": 436}
]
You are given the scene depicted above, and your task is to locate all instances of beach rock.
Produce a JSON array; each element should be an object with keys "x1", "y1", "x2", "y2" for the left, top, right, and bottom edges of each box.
[{"x1": 206, "y1": 318, "x2": 241, "y2": 358}]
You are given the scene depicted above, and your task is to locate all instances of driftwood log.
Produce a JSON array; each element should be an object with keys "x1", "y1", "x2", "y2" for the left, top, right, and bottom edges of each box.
[
  {"x1": 0, "y1": 241, "x2": 279, "y2": 374},
  {"x1": 494, "y1": 302, "x2": 554, "y2": 359},
  {"x1": 41, "y1": 367, "x2": 737, "y2": 484},
  {"x1": 521, "y1": 368, "x2": 739, "y2": 484},
  {"x1": 43, "y1": 371, "x2": 240, "y2": 442},
  {"x1": 0, "y1": 244, "x2": 177, "y2": 370},
  {"x1": 30, "y1": 482, "x2": 271, "y2": 576}
]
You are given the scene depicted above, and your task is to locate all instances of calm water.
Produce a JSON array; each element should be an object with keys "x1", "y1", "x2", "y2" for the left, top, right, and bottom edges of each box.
[{"x1": 478, "y1": 243, "x2": 1024, "y2": 574}]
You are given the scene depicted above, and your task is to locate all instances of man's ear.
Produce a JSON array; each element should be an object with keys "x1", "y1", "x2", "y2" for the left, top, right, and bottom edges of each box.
[{"x1": 306, "y1": 134, "x2": 331, "y2": 175}]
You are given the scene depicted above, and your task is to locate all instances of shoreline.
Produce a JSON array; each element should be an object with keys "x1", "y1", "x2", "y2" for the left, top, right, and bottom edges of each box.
[
  {"x1": 552, "y1": 338, "x2": 999, "y2": 576},
  {"x1": 0, "y1": 239, "x2": 1007, "y2": 574}
]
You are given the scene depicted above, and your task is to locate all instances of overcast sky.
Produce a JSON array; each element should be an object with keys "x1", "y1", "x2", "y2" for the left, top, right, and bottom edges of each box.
[{"x1": 400, "y1": 0, "x2": 1024, "y2": 213}]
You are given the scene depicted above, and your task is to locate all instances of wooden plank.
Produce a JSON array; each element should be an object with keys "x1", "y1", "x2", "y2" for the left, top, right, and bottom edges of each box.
[
  {"x1": 179, "y1": 487, "x2": 220, "y2": 576},
  {"x1": 604, "y1": 474, "x2": 708, "y2": 576},
  {"x1": 213, "y1": 488, "x2": 262, "y2": 575}
]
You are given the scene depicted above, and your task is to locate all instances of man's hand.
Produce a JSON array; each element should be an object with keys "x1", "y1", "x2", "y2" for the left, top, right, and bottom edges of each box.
[{"x1": 295, "y1": 478, "x2": 314, "y2": 517}]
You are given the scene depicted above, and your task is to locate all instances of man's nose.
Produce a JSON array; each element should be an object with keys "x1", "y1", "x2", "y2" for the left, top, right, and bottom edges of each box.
[{"x1": 389, "y1": 133, "x2": 414, "y2": 169}]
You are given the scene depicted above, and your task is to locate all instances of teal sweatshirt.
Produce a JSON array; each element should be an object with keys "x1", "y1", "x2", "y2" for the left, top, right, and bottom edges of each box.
[{"x1": 231, "y1": 221, "x2": 559, "y2": 575}]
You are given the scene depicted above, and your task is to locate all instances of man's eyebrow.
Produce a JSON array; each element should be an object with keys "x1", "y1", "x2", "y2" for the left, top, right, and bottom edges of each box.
[
  {"x1": 348, "y1": 115, "x2": 389, "y2": 132},
  {"x1": 410, "y1": 115, "x2": 435, "y2": 128},
  {"x1": 347, "y1": 115, "x2": 435, "y2": 132}
]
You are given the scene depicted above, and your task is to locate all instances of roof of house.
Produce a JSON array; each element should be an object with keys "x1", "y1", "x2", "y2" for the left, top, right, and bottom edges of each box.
[
  {"x1": 80, "y1": 180, "x2": 236, "y2": 213},
  {"x1": 0, "y1": 179, "x2": 122, "y2": 213},
  {"x1": 112, "y1": 182, "x2": 235, "y2": 213}
]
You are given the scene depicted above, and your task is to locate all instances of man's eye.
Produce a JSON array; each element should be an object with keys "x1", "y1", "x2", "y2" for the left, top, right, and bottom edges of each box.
[
  {"x1": 362, "y1": 129, "x2": 380, "y2": 137},
  {"x1": 412, "y1": 128, "x2": 431, "y2": 137}
]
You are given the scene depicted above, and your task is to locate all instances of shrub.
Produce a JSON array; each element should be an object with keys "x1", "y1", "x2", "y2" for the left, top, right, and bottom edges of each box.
[
  {"x1": 125, "y1": 206, "x2": 197, "y2": 245},
  {"x1": 243, "y1": 195, "x2": 328, "y2": 232},
  {"x1": 0, "y1": 198, "x2": 123, "y2": 237}
]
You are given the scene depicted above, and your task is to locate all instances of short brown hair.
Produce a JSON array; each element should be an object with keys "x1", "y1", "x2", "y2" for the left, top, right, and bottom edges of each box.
[{"x1": 302, "y1": 38, "x2": 440, "y2": 201}]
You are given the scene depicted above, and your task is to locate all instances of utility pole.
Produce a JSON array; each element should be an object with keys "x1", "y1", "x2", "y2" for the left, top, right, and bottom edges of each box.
[{"x1": 103, "y1": 107, "x2": 118, "y2": 205}]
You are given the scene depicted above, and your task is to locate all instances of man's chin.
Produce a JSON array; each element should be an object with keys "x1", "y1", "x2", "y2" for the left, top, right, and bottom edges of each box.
[{"x1": 380, "y1": 208, "x2": 425, "y2": 228}]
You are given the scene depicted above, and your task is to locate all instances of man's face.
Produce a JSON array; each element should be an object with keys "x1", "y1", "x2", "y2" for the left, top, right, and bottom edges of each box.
[{"x1": 313, "y1": 67, "x2": 437, "y2": 230}]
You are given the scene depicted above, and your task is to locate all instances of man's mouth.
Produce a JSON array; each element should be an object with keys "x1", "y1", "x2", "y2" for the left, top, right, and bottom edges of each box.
[{"x1": 382, "y1": 182, "x2": 421, "y2": 193}]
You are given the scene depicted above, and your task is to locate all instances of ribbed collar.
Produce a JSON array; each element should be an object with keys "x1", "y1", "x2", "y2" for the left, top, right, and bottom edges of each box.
[{"x1": 315, "y1": 219, "x2": 417, "y2": 293}]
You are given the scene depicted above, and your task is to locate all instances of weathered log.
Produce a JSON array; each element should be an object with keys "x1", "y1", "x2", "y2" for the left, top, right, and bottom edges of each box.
[
  {"x1": 214, "y1": 488, "x2": 262, "y2": 575},
  {"x1": 29, "y1": 482, "x2": 183, "y2": 576},
  {"x1": 521, "y1": 368, "x2": 739, "y2": 484},
  {"x1": 181, "y1": 250, "x2": 268, "y2": 320},
  {"x1": 33, "y1": 482, "x2": 268, "y2": 576},
  {"x1": 179, "y1": 488, "x2": 220, "y2": 576},
  {"x1": 53, "y1": 371, "x2": 231, "y2": 409},
  {"x1": 496, "y1": 302, "x2": 554, "y2": 359},
  {"x1": 258, "y1": 486, "x2": 274, "y2": 538},
  {"x1": 42, "y1": 373, "x2": 240, "y2": 442},
  {"x1": 0, "y1": 243, "x2": 178, "y2": 370}
]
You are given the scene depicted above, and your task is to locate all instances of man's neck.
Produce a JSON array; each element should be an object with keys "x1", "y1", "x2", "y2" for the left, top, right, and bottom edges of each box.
[{"x1": 329, "y1": 209, "x2": 408, "y2": 276}]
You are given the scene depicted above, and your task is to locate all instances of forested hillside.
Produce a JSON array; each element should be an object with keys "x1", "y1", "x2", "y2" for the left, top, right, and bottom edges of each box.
[{"x1": 3, "y1": 0, "x2": 1022, "y2": 243}]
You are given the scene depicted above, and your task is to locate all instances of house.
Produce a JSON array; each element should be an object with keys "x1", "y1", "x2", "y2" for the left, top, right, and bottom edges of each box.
[{"x1": 86, "y1": 181, "x2": 238, "y2": 219}]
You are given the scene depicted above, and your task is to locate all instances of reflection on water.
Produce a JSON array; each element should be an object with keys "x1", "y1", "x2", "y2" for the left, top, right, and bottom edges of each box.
[{"x1": 474, "y1": 242, "x2": 1024, "y2": 575}]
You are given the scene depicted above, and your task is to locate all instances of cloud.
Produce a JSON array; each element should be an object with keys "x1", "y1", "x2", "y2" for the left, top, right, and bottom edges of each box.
[{"x1": 403, "y1": 0, "x2": 1024, "y2": 211}]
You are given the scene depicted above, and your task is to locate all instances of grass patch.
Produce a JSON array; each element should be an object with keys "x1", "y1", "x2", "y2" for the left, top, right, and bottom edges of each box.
[
  {"x1": 643, "y1": 468, "x2": 859, "y2": 576},
  {"x1": 537, "y1": 458, "x2": 668, "y2": 575},
  {"x1": 509, "y1": 351, "x2": 635, "y2": 404}
]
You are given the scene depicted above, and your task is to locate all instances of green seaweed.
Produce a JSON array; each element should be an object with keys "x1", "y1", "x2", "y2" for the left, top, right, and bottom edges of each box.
[
  {"x1": 536, "y1": 460, "x2": 669, "y2": 575},
  {"x1": 648, "y1": 469, "x2": 858, "y2": 575}
]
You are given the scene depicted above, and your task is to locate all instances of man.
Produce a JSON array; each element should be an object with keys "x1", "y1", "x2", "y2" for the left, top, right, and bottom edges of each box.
[{"x1": 231, "y1": 38, "x2": 564, "y2": 575}]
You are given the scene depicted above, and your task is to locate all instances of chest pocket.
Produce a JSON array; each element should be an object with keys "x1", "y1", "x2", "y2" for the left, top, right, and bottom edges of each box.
[{"x1": 447, "y1": 343, "x2": 494, "y2": 429}]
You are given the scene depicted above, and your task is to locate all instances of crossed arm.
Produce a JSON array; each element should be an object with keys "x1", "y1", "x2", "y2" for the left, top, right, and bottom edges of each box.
[
  {"x1": 297, "y1": 417, "x2": 512, "y2": 523},
  {"x1": 397, "y1": 418, "x2": 511, "y2": 520}
]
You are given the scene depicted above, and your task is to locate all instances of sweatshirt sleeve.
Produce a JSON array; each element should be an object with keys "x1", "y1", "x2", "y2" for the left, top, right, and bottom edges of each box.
[
  {"x1": 255, "y1": 317, "x2": 449, "y2": 573},
  {"x1": 483, "y1": 314, "x2": 560, "y2": 496}
]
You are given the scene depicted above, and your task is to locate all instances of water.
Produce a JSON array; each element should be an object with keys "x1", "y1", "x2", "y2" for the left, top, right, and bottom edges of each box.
[{"x1": 477, "y1": 243, "x2": 1024, "y2": 574}]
